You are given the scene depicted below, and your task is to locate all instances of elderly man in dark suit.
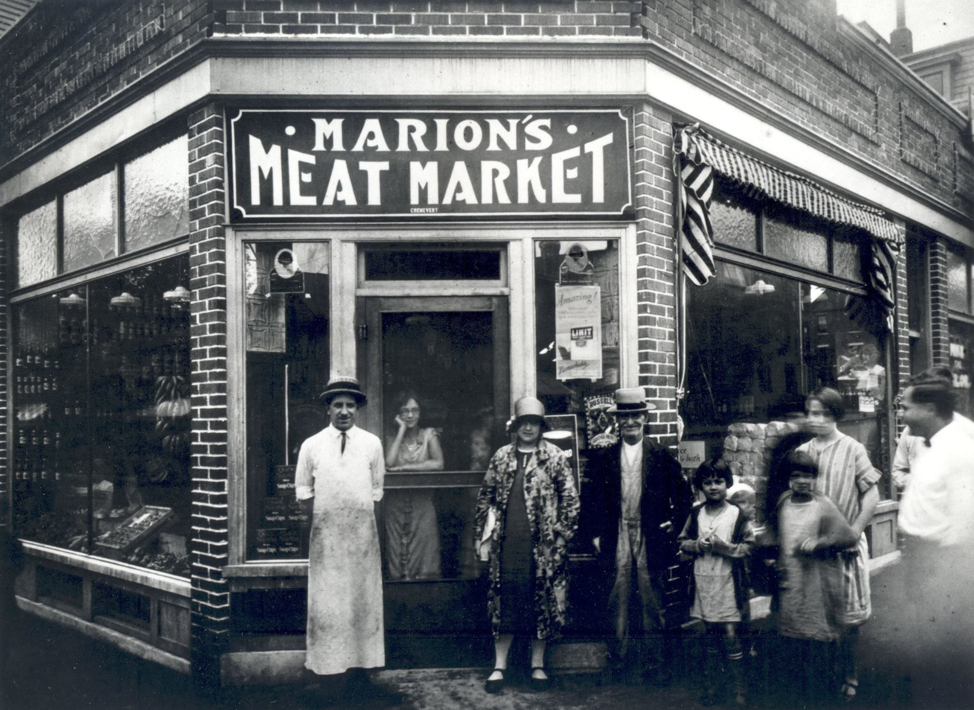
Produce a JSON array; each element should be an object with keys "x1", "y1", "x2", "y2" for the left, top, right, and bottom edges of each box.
[{"x1": 588, "y1": 387, "x2": 692, "y2": 685}]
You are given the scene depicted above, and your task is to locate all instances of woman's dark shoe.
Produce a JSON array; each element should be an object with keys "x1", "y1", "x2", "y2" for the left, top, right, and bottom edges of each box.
[
  {"x1": 529, "y1": 667, "x2": 551, "y2": 692},
  {"x1": 484, "y1": 669, "x2": 505, "y2": 694}
]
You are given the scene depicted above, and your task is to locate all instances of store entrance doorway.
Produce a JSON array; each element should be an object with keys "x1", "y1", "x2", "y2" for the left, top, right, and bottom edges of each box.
[{"x1": 358, "y1": 296, "x2": 510, "y2": 668}]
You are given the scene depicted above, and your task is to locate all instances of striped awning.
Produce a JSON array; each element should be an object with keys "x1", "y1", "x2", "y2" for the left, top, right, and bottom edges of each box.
[
  {"x1": 678, "y1": 124, "x2": 902, "y2": 245},
  {"x1": 674, "y1": 123, "x2": 901, "y2": 333}
]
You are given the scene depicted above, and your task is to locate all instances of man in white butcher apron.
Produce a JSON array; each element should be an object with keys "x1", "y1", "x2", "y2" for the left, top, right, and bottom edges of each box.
[{"x1": 296, "y1": 377, "x2": 403, "y2": 706}]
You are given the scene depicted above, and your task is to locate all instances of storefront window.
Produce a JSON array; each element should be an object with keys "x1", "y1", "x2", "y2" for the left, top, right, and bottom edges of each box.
[
  {"x1": 16, "y1": 200, "x2": 58, "y2": 288},
  {"x1": 685, "y1": 261, "x2": 892, "y2": 497},
  {"x1": 13, "y1": 255, "x2": 191, "y2": 576},
  {"x1": 833, "y1": 231, "x2": 865, "y2": 283},
  {"x1": 534, "y1": 239, "x2": 621, "y2": 418},
  {"x1": 63, "y1": 171, "x2": 117, "y2": 272},
  {"x1": 948, "y1": 246, "x2": 971, "y2": 314},
  {"x1": 764, "y1": 206, "x2": 829, "y2": 271},
  {"x1": 711, "y1": 183, "x2": 759, "y2": 253},
  {"x1": 245, "y1": 242, "x2": 330, "y2": 560},
  {"x1": 123, "y1": 135, "x2": 190, "y2": 253},
  {"x1": 949, "y1": 321, "x2": 974, "y2": 419}
]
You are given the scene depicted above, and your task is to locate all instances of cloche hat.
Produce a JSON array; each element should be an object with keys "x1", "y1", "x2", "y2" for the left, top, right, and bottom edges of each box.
[
  {"x1": 607, "y1": 387, "x2": 656, "y2": 414},
  {"x1": 507, "y1": 396, "x2": 548, "y2": 434},
  {"x1": 319, "y1": 376, "x2": 368, "y2": 405}
]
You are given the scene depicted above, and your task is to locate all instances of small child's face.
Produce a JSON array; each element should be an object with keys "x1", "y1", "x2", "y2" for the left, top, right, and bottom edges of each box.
[
  {"x1": 731, "y1": 493, "x2": 756, "y2": 520},
  {"x1": 470, "y1": 436, "x2": 491, "y2": 466},
  {"x1": 700, "y1": 475, "x2": 728, "y2": 502},
  {"x1": 789, "y1": 471, "x2": 816, "y2": 497}
]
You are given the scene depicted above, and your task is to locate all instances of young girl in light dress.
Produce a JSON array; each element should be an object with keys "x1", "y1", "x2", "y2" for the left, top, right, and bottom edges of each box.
[{"x1": 679, "y1": 459, "x2": 754, "y2": 707}]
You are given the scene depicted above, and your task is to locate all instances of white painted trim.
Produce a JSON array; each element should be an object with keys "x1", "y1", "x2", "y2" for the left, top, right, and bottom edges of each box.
[
  {"x1": 333, "y1": 239, "x2": 357, "y2": 379},
  {"x1": 509, "y1": 237, "x2": 529, "y2": 404},
  {"x1": 225, "y1": 228, "x2": 247, "y2": 566},
  {"x1": 643, "y1": 60, "x2": 974, "y2": 247},
  {"x1": 17, "y1": 596, "x2": 191, "y2": 673},
  {"x1": 22, "y1": 541, "x2": 191, "y2": 597}
]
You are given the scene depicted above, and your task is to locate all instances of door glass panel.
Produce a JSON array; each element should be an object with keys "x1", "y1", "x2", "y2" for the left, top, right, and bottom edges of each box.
[
  {"x1": 244, "y1": 241, "x2": 331, "y2": 561},
  {"x1": 380, "y1": 310, "x2": 505, "y2": 581},
  {"x1": 364, "y1": 249, "x2": 501, "y2": 281}
]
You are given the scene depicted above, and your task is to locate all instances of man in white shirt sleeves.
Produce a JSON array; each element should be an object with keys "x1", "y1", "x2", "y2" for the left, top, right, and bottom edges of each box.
[
  {"x1": 894, "y1": 371, "x2": 974, "y2": 708},
  {"x1": 295, "y1": 377, "x2": 403, "y2": 707}
]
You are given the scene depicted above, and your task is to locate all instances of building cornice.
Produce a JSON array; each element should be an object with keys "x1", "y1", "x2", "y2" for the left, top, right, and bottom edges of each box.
[{"x1": 1, "y1": 36, "x2": 970, "y2": 238}]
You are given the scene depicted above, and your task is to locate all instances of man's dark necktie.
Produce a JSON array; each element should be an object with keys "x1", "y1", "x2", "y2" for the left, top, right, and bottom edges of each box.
[{"x1": 340, "y1": 432, "x2": 347, "y2": 455}]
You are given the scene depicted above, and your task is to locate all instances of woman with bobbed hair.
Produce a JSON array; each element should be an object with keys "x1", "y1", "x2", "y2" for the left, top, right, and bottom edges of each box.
[
  {"x1": 796, "y1": 387, "x2": 880, "y2": 703},
  {"x1": 473, "y1": 397, "x2": 580, "y2": 693},
  {"x1": 384, "y1": 391, "x2": 444, "y2": 581}
]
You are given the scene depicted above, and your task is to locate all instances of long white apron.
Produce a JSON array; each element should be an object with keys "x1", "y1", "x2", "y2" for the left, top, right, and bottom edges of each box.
[{"x1": 305, "y1": 447, "x2": 385, "y2": 675}]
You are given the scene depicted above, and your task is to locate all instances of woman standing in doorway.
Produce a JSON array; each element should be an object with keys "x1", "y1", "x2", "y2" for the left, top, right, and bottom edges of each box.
[
  {"x1": 797, "y1": 387, "x2": 880, "y2": 704},
  {"x1": 385, "y1": 392, "x2": 444, "y2": 581},
  {"x1": 473, "y1": 397, "x2": 580, "y2": 693}
]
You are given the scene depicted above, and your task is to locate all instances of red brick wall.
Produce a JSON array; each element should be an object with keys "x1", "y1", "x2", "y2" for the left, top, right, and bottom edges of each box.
[
  {"x1": 632, "y1": 105, "x2": 678, "y2": 442},
  {"x1": 213, "y1": 0, "x2": 641, "y2": 38},
  {"x1": 187, "y1": 103, "x2": 230, "y2": 687}
]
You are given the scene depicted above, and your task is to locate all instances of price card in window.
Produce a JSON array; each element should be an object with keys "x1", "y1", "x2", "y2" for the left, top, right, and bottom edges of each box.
[{"x1": 555, "y1": 284, "x2": 602, "y2": 381}]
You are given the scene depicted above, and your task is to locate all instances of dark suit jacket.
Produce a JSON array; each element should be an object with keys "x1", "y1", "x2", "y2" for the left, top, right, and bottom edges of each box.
[{"x1": 588, "y1": 437, "x2": 692, "y2": 575}]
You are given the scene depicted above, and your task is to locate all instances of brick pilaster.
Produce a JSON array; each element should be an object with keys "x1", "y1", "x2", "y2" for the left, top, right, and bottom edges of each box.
[
  {"x1": 928, "y1": 237, "x2": 950, "y2": 368},
  {"x1": 632, "y1": 104, "x2": 678, "y2": 444},
  {"x1": 894, "y1": 221, "x2": 910, "y2": 394},
  {"x1": 187, "y1": 103, "x2": 230, "y2": 692}
]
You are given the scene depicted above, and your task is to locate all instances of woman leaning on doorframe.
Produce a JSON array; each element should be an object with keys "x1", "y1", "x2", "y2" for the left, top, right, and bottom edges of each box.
[{"x1": 473, "y1": 397, "x2": 580, "y2": 694}]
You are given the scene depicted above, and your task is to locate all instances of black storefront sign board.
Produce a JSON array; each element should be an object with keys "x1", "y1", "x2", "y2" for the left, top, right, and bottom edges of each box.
[{"x1": 229, "y1": 109, "x2": 633, "y2": 220}]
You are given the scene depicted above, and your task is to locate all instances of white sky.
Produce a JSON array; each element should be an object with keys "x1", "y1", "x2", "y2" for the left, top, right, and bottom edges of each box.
[{"x1": 837, "y1": 0, "x2": 974, "y2": 51}]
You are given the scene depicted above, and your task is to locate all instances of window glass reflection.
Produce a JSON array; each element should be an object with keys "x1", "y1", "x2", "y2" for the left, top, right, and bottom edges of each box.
[
  {"x1": 63, "y1": 172, "x2": 117, "y2": 273},
  {"x1": 245, "y1": 242, "x2": 330, "y2": 561},
  {"x1": 685, "y1": 262, "x2": 891, "y2": 498},
  {"x1": 17, "y1": 201, "x2": 58, "y2": 289},
  {"x1": 947, "y1": 247, "x2": 969, "y2": 313}
]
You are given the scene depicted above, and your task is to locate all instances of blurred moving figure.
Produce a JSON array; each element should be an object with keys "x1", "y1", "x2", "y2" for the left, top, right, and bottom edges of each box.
[
  {"x1": 797, "y1": 387, "x2": 880, "y2": 704},
  {"x1": 896, "y1": 370, "x2": 974, "y2": 709}
]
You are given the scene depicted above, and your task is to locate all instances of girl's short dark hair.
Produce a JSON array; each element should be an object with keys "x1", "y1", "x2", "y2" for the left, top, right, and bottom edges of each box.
[
  {"x1": 782, "y1": 450, "x2": 819, "y2": 478},
  {"x1": 807, "y1": 387, "x2": 844, "y2": 421},
  {"x1": 693, "y1": 458, "x2": 733, "y2": 490}
]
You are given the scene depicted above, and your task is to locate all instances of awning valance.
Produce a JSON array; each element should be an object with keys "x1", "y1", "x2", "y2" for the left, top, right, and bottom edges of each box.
[{"x1": 678, "y1": 123, "x2": 902, "y2": 245}]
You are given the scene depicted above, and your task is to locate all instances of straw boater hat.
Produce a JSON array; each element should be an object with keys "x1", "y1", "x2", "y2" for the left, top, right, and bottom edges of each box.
[
  {"x1": 507, "y1": 396, "x2": 549, "y2": 434},
  {"x1": 319, "y1": 377, "x2": 368, "y2": 405},
  {"x1": 607, "y1": 387, "x2": 656, "y2": 414}
]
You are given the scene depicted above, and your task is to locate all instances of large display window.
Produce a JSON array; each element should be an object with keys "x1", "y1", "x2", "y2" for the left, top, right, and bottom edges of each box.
[
  {"x1": 684, "y1": 176, "x2": 894, "y2": 500},
  {"x1": 244, "y1": 241, "x2": 331, "y2": 561},
  {"x1": 12, "y1": 254, "x2": 191, "y2": 576}
]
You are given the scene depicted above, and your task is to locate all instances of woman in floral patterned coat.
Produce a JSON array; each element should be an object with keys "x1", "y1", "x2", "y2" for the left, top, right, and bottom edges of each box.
[{"x1": 474, "y1": 397, "x2": 580, "y2": 693}]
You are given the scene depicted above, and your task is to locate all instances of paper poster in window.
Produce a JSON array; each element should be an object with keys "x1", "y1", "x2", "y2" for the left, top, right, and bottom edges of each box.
[{"x1": 554, "y1": 284, "x2": 602, "y2": 381}]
